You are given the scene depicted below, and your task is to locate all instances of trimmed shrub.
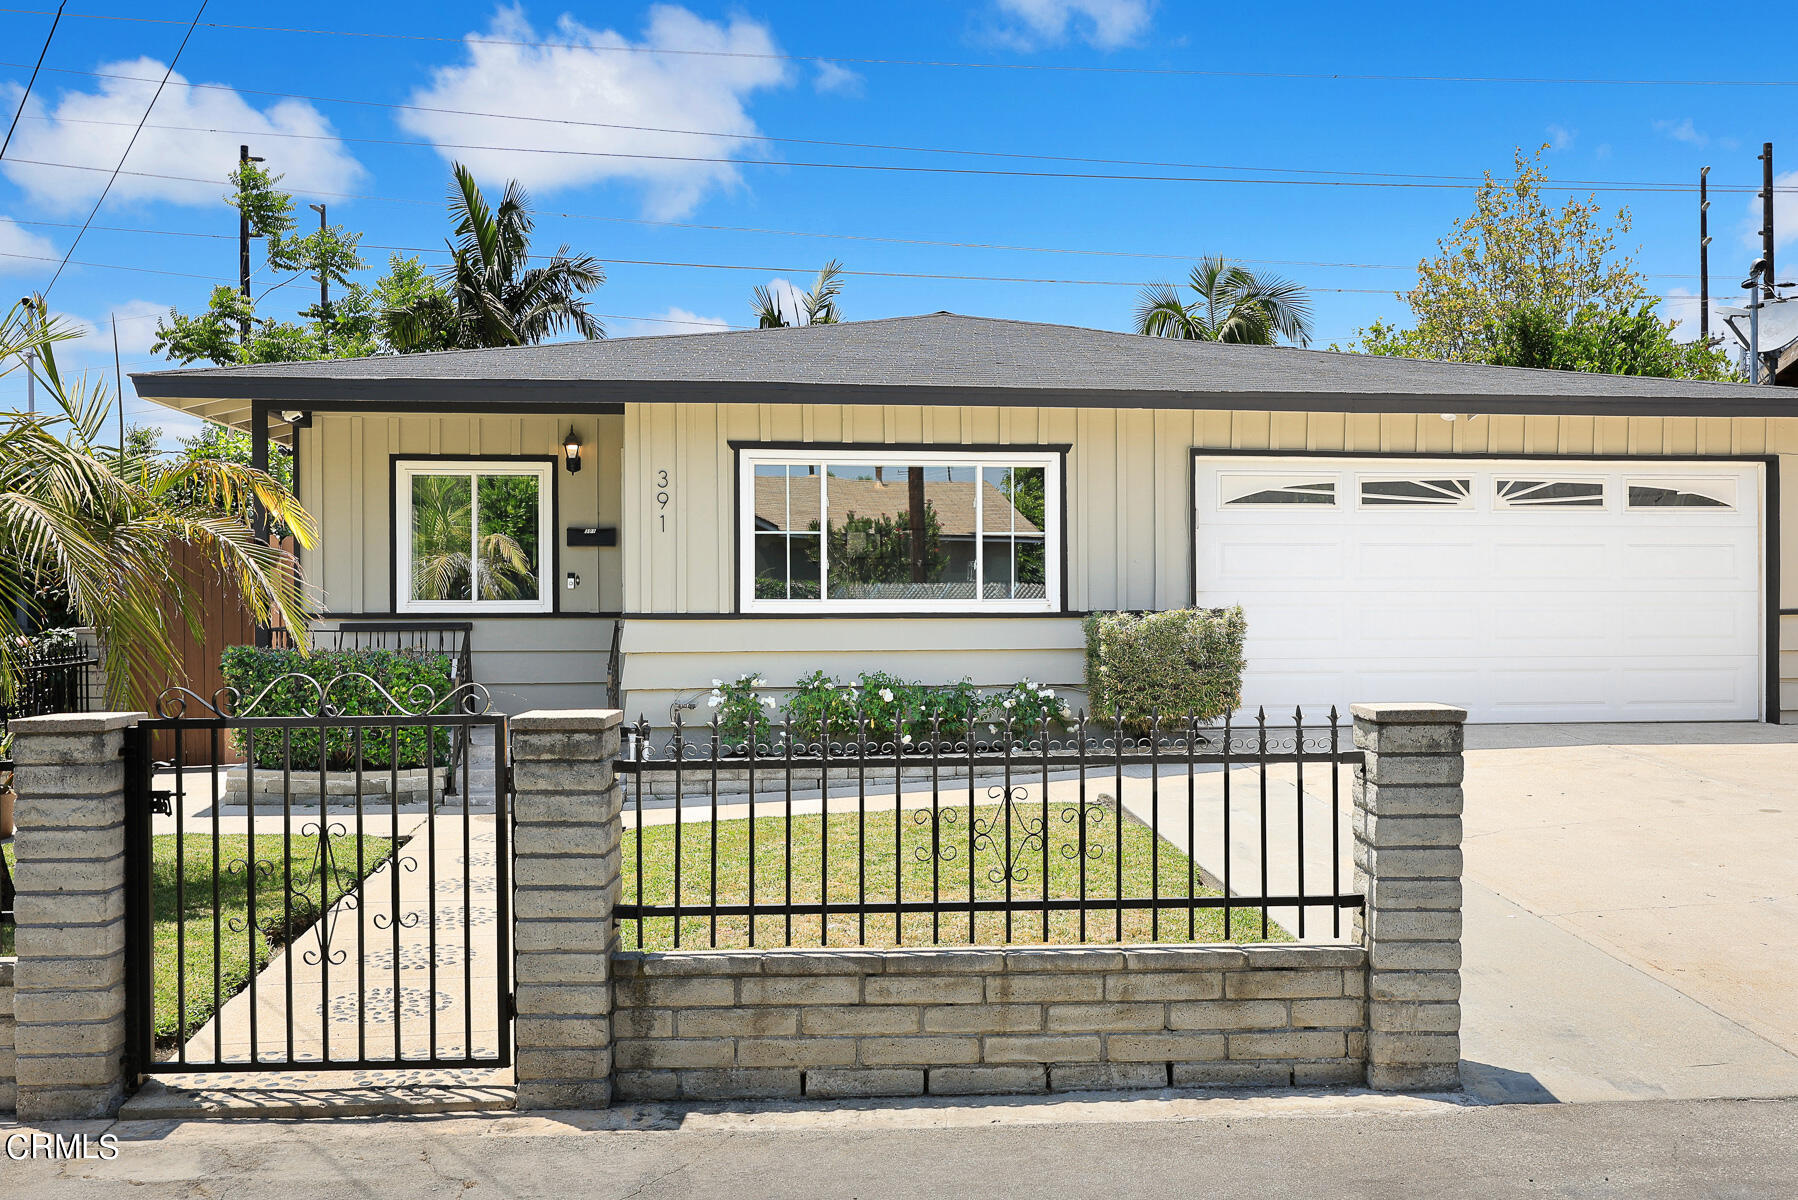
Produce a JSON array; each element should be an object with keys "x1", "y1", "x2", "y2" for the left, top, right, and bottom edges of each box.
[
  {"x1": 1083, "y1": 607, "x2": 1246, "y2": 728},
  {"x1": 219, "y1": 646, "x2": 458, "y2": 770}
]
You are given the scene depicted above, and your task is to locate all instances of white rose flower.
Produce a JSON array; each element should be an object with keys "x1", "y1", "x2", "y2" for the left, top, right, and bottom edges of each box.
[
  {"x1": 711, "y1": 679, "x2": 722, "y2": 687},
  {"x1": 901, "y1": 734, "x2": 912, "y2": 745},
  {"x1": 753, "y1": 677, "x2": 767, "y2": 687},
  {"x1": 1041, "y1": 689, "x2": 1055, "y2": 699},
  {"x1": 1002, "y1": 698, "x2": 1015, "y2": 709},
  {"x1": 706, "y1": 696, "x2": 721, "y2": 708},
  {"x1": 879, "y1": 688, "x2": 894, "y2": 703}
]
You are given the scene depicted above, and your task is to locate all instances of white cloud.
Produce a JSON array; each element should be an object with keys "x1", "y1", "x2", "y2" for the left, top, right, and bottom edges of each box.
[
  {"x1": 0, "y1": 58, "x2": 365, "y2": 212},
  {"x1": 1654, "y1": 117, "x2": 1708, "y2": 147},
  {"x1": 397, "y1": 5, "x2": 791, "y2": 219},
  {"x1": 1546, "y1": 124, "x2": 1575, "y2": 151},
  {"x1": 813, "y1": 60, "x2": 865, "y2": 96},
  {"x1": 989, "y1": 0, "x2": 1155, "y2": 48},
  {"x1": 0, "y1": 217, "x2": 58, "y2": 273},
  {"x1": 1663, "y1": 287, "x2": 1734, "y2": 343},
  {"x1": 609, "y1": 306, "x2": 732, "y2": 338}
]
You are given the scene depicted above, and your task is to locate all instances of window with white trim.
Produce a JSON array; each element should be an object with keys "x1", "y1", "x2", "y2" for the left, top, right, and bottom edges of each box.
[
  {"x1": 1359, "y1": 477, "x2": 1472, "y2": 507},
  {"x1": 396, "y1": 460, "x2": 553, "y2": 613},
  {"x1": 1219, "y1": 474, "x2": 1337, "y2": 506},
  {"x1": 1495, "y1": 478, "x2": 1605, "y2": 508},
  {"x1": 740, "y1": 448, "x2": 1061, "y2": 613},
  {"x1": 1626, "y1": 477, "x2": 1736, "y2": 509}
]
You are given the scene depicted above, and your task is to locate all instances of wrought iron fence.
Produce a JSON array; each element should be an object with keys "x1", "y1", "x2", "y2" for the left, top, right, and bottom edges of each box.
[
  {"x1": 0, "y1": 649, "x2": 96, "y2": 738},
  {"x1": 615, "y1": 706, "x2": 1363, "y2": 952},
  {"x1": 123, "y1": 673, "x2": 510, "y2": 1075}
]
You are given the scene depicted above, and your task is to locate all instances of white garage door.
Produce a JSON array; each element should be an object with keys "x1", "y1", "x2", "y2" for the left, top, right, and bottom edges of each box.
[{"x1": 1194, "y1": 457, "x2": 1765, "y2": 723}]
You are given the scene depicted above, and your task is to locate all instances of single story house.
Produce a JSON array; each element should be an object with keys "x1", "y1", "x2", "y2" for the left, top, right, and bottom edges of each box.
[{"x1": 132, "y1": 313, "x2": 1798, "y2": 727}]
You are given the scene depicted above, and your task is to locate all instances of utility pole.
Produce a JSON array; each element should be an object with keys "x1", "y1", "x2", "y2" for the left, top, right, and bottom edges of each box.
[
  {"x1": 1699, "y1": 166, "x2": 1712, "y2": 341},
  {"x1": 1759, "y1": 143, "x2": 1776, "y2": 299},
  {"x1": 309, "y1": 202, "x2": 329, "y2": 356},
  {"x1": 237, "y1": 144, "x2": 264, "y2": 347}
]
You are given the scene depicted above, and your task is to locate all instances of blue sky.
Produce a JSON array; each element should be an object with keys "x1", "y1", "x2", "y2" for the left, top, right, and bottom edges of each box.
[{"x1": 2, "y1": 0, "x2": 1793, "y2": 442}]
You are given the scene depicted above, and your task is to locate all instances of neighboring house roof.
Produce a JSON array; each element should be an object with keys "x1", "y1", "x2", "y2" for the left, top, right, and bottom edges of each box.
[
  {"x1": 130, "y1": 312, "x2": 1798, "y2": 431},
  {"x1": 754, "y1": 472, "x2": 1040, "y2": 537}
]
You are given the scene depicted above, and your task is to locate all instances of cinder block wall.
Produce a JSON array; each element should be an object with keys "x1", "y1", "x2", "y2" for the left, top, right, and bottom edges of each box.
[
  {"x1": 0, "y1": 959, "x2": 15, "y2": 1112},
  {"x1": 611, "y1": 944, "x2": 1367, "y2": 1101}
]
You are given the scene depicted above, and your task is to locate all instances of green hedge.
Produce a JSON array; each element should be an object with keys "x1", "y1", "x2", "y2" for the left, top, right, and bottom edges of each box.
[
  {"x1": 1083, "y1": 607, "x2": 1246, "y2": 728},
  {"x1": 219, "y1": 647, "x2": 457, "y2": 770}
]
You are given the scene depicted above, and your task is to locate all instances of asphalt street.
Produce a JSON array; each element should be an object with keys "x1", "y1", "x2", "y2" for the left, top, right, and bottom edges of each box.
[{"x1": 2, "y1": 1095, "x2": 1794, "y2": 1199}]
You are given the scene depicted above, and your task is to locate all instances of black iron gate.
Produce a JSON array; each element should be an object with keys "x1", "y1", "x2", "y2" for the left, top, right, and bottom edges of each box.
[{"x1": 123, "y1": 675, "x2": 512, "y2": 1075}]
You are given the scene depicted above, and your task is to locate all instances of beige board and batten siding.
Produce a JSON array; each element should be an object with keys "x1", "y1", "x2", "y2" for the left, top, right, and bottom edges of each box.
[
  {"x1": 300, "y1": 412, "x2": 625, "y2": 714},
  {"x1": 621, "y1": 402, "x2": 1798, "y2": 721}
]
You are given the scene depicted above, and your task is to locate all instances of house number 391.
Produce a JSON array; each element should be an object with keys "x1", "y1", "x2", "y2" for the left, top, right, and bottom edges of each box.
[{"x1": 655, "y1": 469, "x2": 670, "y2": 531}]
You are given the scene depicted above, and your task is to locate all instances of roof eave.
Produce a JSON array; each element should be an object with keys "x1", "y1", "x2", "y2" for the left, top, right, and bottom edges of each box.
[{"x1": 126, "y1": 374, "x2": 1798, "y2": 420}]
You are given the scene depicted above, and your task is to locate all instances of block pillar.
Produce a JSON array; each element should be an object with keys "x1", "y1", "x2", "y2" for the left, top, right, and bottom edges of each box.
[
  {"x1": 8, "y1": 712, "x2": 144, "y2": 1119},
  {"x1": 510, "y1": 709, "x2": 623, "y2": 1110},
  {"x1": 1351, "y1": 702, "x2": 1466, "y2": 1092}
]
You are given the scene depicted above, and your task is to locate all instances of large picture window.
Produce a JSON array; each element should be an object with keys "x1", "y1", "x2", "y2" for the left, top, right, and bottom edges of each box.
[
  {"x1": 740, "y1": 448, "x2": 1062, "y2": 613},
  {"x1": 396, "y1": 460, "x2": 553, "y2": 613}
]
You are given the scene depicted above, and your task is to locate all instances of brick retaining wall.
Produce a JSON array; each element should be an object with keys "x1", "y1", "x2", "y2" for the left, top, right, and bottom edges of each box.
[{"x1": 611, "y1": 944, "x2": 1367, "y2": 1101}]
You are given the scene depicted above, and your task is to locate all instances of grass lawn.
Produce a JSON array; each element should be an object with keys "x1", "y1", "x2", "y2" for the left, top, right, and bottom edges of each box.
[
  {"x1": 1, "y1": 834, "x2": 393, "y2": 1043},
  {"x1": 149, "y1": 831, "x2": 396, "y2": 1043},
  {"x1": 619, "y1": 801, "x2": 1291, "y2": 951}
]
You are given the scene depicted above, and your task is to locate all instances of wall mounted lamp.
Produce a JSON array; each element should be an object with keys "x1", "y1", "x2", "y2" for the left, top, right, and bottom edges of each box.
[{"x1": 563, "y1": 426, "x2": 583, "y2": 473}]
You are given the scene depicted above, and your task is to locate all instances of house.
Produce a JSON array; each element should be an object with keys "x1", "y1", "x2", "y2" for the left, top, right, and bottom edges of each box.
[{"x1": 131, "y1": 313, "x2": 1798, "y2": 727}]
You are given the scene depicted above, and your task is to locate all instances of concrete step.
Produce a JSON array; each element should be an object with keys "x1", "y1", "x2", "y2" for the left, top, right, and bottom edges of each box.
[{"x1": 121, "y1": 1073, "x2": 514, "y2": 1119}]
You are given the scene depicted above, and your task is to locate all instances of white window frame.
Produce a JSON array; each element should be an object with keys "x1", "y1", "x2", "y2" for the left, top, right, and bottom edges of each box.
[
  {"x1": 737, "y1": 446, "x2": 1063, "y2": 614},
  {"x1": 395, "y1": 459, "x2": 554, "y2": 614}
]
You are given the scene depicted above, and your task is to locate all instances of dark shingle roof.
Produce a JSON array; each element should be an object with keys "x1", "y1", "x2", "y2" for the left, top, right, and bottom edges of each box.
[{"x1": 130, "y1": 312, "x2": 1797, "y2": 419}]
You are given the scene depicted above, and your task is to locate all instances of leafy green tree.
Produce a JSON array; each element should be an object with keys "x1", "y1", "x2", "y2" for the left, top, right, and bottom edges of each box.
[
  {"x1": 0, "y1": 298, "x2": 314, "y2": 704},
  {"x1": 1134, "y1": 256, "x2": 1313, "y2": 346},
  {"x1": 753, "y1": 260, "x2": 844, "y2": 329},
  {"x1": 1486, "y1": 303, "x2": 1737, "y2": 379},
  {"x1": 1342, "y1": 146, "x2": 1731, "y2": 379},
  {"x1": 154, "y1": 161, "x2": 447, "y2": 365},
  {"x1": 385, "y1": 163, "x2": 606, "y2": 351}
]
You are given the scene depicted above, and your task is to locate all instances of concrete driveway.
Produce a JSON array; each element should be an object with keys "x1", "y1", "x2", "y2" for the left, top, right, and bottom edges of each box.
[{"x1": 1458, "y1": 722, "x2": 1798, "y2": 1103}]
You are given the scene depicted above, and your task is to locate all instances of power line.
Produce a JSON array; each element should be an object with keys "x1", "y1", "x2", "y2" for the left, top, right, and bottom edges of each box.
[
  {"x1": 39, "y1": 0, "x2": 207, "y2": 298},
  {"x1": 7, "y1": 61, "x2": 1779, "y2": 192},
  {"x1": 0, "y1": 1, "x2": 64, "y2": 160},
  {"x1": 0, "y1": 248, "x2": 1717, "y2": 301},
  {"x1": 3, "y1": 214, "x2": 1712, "y2": 281},
  {"x1": 4, "y1": 74, "x2": 1790, "y2": 195},
  {"x1": 3, "y1": 7, "x2": 1798, "y2": 87}
]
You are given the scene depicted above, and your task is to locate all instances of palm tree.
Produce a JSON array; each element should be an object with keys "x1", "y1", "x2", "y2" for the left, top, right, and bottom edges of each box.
[
  {"x1": 1134, "y1": 257, "x2": 1314, "y2": 347},
  {"x1": 752, "y1": 260, "x2": 845, "y2": 329},
  {"x1": 385, "y1": 163, "x2": 606, "y2": 351},
  {"x1": 0, "y1": 298, "x2": 315, "y2": 706}
]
